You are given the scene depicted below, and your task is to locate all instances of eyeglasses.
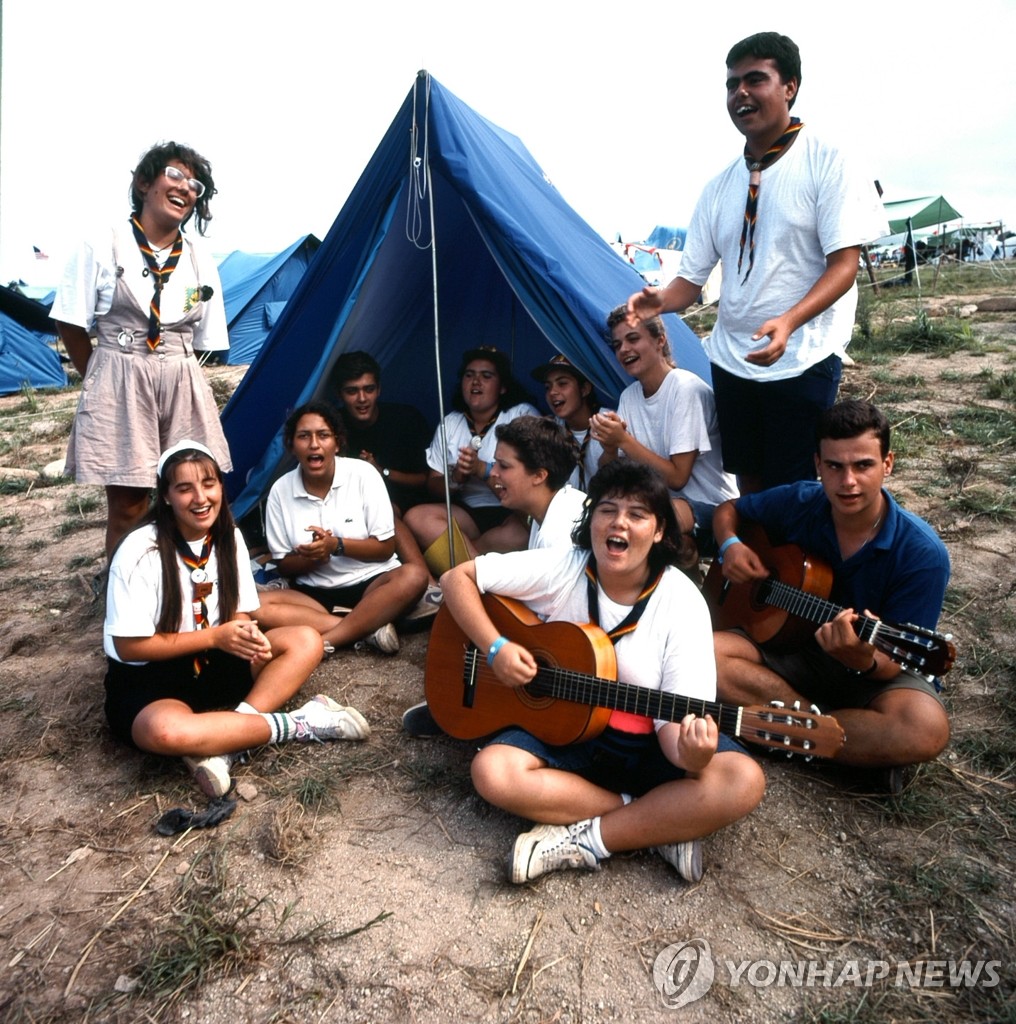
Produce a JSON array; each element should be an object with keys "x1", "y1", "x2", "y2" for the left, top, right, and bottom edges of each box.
[{"x1": 163, "y1": 165, "x2": 206, "y2": 199}]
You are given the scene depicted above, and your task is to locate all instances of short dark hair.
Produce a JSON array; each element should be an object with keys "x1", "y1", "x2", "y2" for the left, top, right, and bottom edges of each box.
[
  {"x1": 726, "y1": 32, "x2": 802, "y2": 107},
  {"x1": 131, "y1": 141, "x2": 216, "y2": 235},
  {"x1": 816, "y1": 400, "x2": 890, "y2": 458},
  {"x1": 495, "y1": 416, "x2": 579, "y2": 492},
  {"x1": 605, "y1": 305, "x2": 672, "y2": 362},
  {"x1": 571, "y1": 460, "x2": 684, "y2": 574},
  {"x1": 283, "y1": 401, "x2": 347, "y2": 453},
  {"x1": 451, "y1": 347, "x2": 533, "y2": 413},
  {"x1": 334, "y1": 351, "x2": 382, "y2": 387}
]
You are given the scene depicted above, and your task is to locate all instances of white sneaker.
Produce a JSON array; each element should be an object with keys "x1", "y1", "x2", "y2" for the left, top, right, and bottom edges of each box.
[
  {"x1": 182, "y1": 753, "x2": 234, "y2": 798},
  {"x1": 291, "y1": 694, "x2": 371, "y2": 742},
  {"x1": 654, "y1": 840, "x2": 703, "y2": 883},
  {"x1": 355, "y1": 622, "x2": 399, "y2": 655},
  {"x1": 511, "y1": 821, "x2": 600, "y2": 884}
]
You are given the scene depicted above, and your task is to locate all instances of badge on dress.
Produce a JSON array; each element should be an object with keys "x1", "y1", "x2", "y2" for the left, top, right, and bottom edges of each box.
[
  {"x1": 470, "y1": 435, "x2": 484, "y2": 451},
  {"x1": 117, "y1": 329, "x2": 135, "y2": 350},
  {"x1": 191, "y1": 568, "x2": 209, "y2": 584}
]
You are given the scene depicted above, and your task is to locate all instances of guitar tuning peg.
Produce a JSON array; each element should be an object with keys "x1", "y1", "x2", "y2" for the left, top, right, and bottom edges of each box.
[
  {"x1": 791, "y1": 700, "x2": 802, "y2": 711},
  {"x1": 809, "y1": 703, "x2": 822, "y2": 715},
  {"x1": 769, "y1": 700, "x2": 785, "y2": 708}
]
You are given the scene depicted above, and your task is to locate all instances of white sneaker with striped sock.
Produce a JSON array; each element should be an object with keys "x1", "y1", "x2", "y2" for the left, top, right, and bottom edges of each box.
[{"x1": 291, "y1": 694, "x2": 370, "y2": 742}]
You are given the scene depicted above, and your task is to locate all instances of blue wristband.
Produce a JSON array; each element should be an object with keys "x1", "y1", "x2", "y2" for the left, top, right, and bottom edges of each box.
[
  {"x1": 487, "y1": 635, "x2": 510, "y2": 666},
  {"x1": 717, "y1": 535, "x2": 742, "y2": 563}
]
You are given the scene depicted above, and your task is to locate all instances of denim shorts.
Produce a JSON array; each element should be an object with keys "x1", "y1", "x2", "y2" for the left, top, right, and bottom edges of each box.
[{"x1": 485, "y1": 726, "x2": 746, "y2": 797}]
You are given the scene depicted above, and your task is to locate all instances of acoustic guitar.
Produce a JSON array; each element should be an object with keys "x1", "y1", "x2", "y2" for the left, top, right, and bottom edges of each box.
[
  {"x1": 702, "y1": 524, "x2": 956, "y2": 681},
  {"x1": 424, "y1": 593, "x2": 846, "y2": 759}
]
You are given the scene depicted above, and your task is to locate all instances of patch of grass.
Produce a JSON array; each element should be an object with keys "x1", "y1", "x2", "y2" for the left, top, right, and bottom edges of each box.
[
  {"x1": 67, "y1": 552, "x2": 98, "y2": 570},
  {"x1": 132, "y1": 848, "x2": 267, "y2": 1001},
  {"x1": 209, "y1": 376, "x2": 235, "y2": 410},
  {"x1": 62, "y1": 493, "x2": 102, "y2": 516},
  {"x1": 944, "y1": 404, "x2": 1016, "y2": 450},
  {"x1": 869, "y1": 369, "x2": 929, "y2": 403},
  {"x1": 886, "y1": 411, "x2": 941, "y2": 461},
  {"x1": 946, "y1": 487, "x2": 1016, "y2": 523},
  {"x1": 18, "y1": 382, "x2": 39, "y2": 413},
  {"x1": 56, "y1": 518, "x2": 93, "y2": 537},
  {"x1": 292, "y1": 771, "x2": 341, "y2": 813},
  {"x1": 978, "y1": 367, "x2": 1016, "y2": 402},
  {"x1": 0, "y1": 511, "x2": 23, "y2": 531}
]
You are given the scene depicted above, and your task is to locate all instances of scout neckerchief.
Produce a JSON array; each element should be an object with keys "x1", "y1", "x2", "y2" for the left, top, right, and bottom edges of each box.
[
  {"x1": 574, "y1": 430, "x2": 591, "y2": 490},
  {"x1": 465, "y1": 411, "x2": 498, "y2": 451},
  {"x1": 130, "y1": 215, "x2": 184, "y2": 350},
  {"x1": 584, "y1": 560, "x2": 664, "y2": 644},
  {"x1": 173, "y1": 531, "x2": 213, "y2": 678},
  {"x1": 736, "y1": 117, "x2": 804, "y2": 285}
]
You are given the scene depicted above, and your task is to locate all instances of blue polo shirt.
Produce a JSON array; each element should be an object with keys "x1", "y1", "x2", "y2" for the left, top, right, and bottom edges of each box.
[{"x1": 735, "y1": 482, "x2": 950, "y2": 631}]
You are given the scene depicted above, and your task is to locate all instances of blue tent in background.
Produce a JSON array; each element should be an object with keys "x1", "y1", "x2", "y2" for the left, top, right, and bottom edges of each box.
[
  {"x1": 217, "y1": 234, "x2": 320, "y2": 364},
  {"x1": 0, "y1": 286, "x2": 66, "y2": 395},
  {"x1": 221, "y1": 72, "x2": 708, "y2": 521},
  {"x1": 645, "y1": 225, "x2": 688, "y2": 251}
]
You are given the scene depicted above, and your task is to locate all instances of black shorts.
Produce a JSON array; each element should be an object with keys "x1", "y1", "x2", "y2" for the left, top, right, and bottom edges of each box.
[
  {"x1": 711, "y1": 353, "x2": 841, "y2": 488},
  {"x1": 292, "y1": 574, "x2": 379, "y2": 612},
  {"x1": 456, "y1": 502, "x2": 514, "y2": 534},
  {"x1": 104, "y1": 650, "x2": 254, "y2": 746}
]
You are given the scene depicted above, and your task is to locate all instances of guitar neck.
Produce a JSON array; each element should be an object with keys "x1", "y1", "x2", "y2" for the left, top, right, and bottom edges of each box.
[
  {"x1": 488, "y1": 654, "x2": 746, "y2": 738},
  {"x1": 760, "y1": 578, "x2": 878, "y2": 644}
]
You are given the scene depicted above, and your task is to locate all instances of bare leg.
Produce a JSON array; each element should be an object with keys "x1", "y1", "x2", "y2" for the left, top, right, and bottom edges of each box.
[
  {"x1": 404, "y1": 502, "x2": 480, "y2": 553},
  {"x1": 714, "y1": 630, "x2": 950, "y2": 767},
  {"x1": 471, "y1": 744, "x2": 764, "y2": 848},
  {"x1": 130, "y1": 624, "x2": 322, "y2": 756},
  {"x1": 256, "y1": 565, "x2": 427, "y2": 647},
  {"x1": 475, "y1": 512, "x2": 529, "y2": 554},
  {"x1": 106, "y1": 485, "x2": 151, "y2": 559}
]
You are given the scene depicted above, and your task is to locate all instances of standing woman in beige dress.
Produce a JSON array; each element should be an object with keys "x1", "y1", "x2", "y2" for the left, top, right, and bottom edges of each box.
[{"x1": 52, "y1": 141, "x2": 231, "y2": 557}]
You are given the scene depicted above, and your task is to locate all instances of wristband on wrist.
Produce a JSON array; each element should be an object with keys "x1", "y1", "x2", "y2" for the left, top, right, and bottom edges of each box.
[
  {"x1": 717, "y1": 535, "x2": 742, "y2": 563},
  {"x1": 483, "y1": 461, "x2": 493, "y2": 480},
  {"x1": 846, "y1": 657, "x2": 878, "y2": 678},
  {"x1": 487, "y1": 635, "x2": 510, "y2": 666}
]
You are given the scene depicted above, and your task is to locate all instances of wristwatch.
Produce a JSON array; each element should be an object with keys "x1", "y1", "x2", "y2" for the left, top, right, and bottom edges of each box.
[
  {"x1": 382, "y1": 467, "x2": 391, "y2": 478},
  {"x1": 332, "y1": 536, "x2": 345, "y2": 558}
]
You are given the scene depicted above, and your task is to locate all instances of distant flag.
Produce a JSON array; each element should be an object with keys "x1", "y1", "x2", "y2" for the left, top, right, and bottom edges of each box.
[{"x1": 33, "y1": 246, "x2": 49, "y2": 260}]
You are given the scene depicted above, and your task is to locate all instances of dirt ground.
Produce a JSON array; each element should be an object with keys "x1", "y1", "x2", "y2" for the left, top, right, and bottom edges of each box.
[{"x1": 0, "y1": 291, "x2": 1014, "y2": 1023}]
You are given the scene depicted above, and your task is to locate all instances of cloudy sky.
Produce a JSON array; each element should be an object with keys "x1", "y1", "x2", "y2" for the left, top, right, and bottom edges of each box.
[{"x1": 2, "y1": 0, "x2": 1014, "y2": 283}]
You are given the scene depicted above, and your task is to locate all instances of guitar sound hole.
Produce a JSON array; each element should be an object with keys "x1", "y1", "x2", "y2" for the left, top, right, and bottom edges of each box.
[{"x1": 516, "y1": 653, "x2": 563, "y2": 711}]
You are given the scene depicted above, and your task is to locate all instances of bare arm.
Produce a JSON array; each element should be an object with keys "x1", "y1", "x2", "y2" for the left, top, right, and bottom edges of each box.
[
  {"x1": 276, "y1": 528, "x2": 395, "y2": 578},
  {"x1": 745, "y1": 246, "x2": 861, "y2": 367},
  {"x1": 627, "y1": 276, "x2": 704, "y2": 321},
  {"x1": 590, "y1": 412, "x2": 696, "y2": 490},
  {"x1": 56, "y1": 321, "x2": 94, "y2": 377},
  {"x1": 440, "y1": 562, "x2": 537, "y2": 687},
  {"x1": 712, "y1": 500, "x2": 769, "y2": 582},
  {"x1": 113, "y1": 617, "x2": 271, "y2": 664}
]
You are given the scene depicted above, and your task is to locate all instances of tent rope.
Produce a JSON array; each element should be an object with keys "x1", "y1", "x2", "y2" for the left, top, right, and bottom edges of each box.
[
  {"x1": 406, "y1": 72, "x2": 432, "y2": 251},
  {"x1": 410, "y1": 71, "x2": 458, "y2": 565}
]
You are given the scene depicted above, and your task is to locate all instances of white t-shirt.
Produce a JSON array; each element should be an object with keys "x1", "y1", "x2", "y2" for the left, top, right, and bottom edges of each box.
[
  {"x1": 50, "y1": 224, "x2": 229, "y2": 351},
  {"x1": 266, "y1": 459, "x2": 400, "y2": 589},
  {"x1": 425, "y1": 404, "x2": 539, "y2": 508},
  {"x1": 616, "y1": 368, "x2": 738, "y2": 508},
  {"x1": 679, "y1": 130, "x2": 887, "y2": 381},
  {"x1": 474, "y1": 546, "x2": 716, "y2": 731},
  {"x1": 105, "y1": 524, "x2": 259, "y2": 663},
  {"x1": 528, "y1": 484, "x2": 587, "y2": 549}
]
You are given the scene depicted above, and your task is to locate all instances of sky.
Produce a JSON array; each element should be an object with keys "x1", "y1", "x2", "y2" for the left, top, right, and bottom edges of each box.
[{"x1": 3, "y1": 0, "x2": 1015, "y2": 285}]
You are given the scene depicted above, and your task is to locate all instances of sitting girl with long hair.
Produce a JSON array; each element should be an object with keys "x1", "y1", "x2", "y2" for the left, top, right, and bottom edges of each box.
[{"x1": 104, "y1": 440, "x2": 369, "y2": 799}]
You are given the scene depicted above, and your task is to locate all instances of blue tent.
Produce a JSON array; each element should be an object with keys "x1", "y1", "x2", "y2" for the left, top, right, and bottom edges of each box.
[
  {"x1": 221, "y1": 72, "x2": 708, "y2": 520},
  {"x1": 0, "y1": 286, "x2": 66, "y2": 395},
  {"x1": 217, "y1": 234, "x2": 320, "y2": 364}
]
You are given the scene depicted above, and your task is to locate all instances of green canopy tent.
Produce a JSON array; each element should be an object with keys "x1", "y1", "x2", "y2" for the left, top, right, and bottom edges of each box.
[
  {"x1": 881, "y1": 196, "x2": 962, "y2": 290},
  {"x1": 883, "y1": 196, "x2": 961, "y2": 234}
]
